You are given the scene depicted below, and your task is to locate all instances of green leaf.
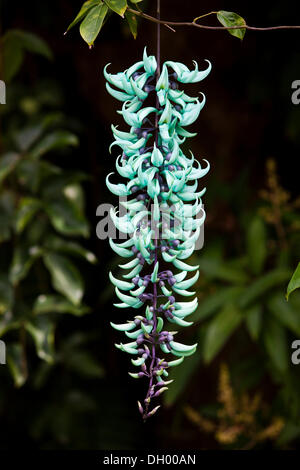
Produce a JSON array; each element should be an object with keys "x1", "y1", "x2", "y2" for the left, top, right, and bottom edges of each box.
[
  {"x1": 63, "y1": 183, "x2": 86, "y2": 212},
  {"x1": 15, "y1": 197, "x2": 41, "y2": 233},
  {"x1": 268, "y1": 293, "x2": 300, "y2": 336},
  {"x1": 34, "y1": 294, "x2": 90, "y2": 316},
  {"x1": 63, "y1": 350, "x2": 105, "y2": 378},
  {"x1": 164, "y1": 352, "x2": 201, "y2": 406},
  {"x1": 45, "y1": 235, "x2": 97, "y2": 263},
  {"x1": 10, "y1": 30, "x2": 53, "y2": 59},
  {"x1": 9, "y1": 245, "x2": 42, "y2": 285},
  {"x1": 0, "y1": 192, "x2": 15, "y2": 243},
  {"x1": 45, "y1": 196, "x2": 89, "y2": 238},
  {"x1": 13, "y1": 124, "x2": 45, "y2": 152},
  {"x1": 286, "y1": 262, "x2": 300, "y2": 300},
  {"x1": 0, "y1": 152, "x2": 20, "y2": 185},
  {"x1": 65, "y1": 0, "x2": 103, "y2": 33},
  {"x1": 3, "y1": 30, "x2": 53, "y2": 82},
  {"x1": 239, "y1": 268, "x2": 291, "y2": 309},
  {"x1": 277, "y1": 422, "x2": 300, "y2": 446},
  {"x1": 246, "y1": 216, "x2": 267, "y2": 275},
  {"x1": 0, "y1": 312, "x2": 20, "y2": 337},
  {"x1": 25, "y1": 317, "x2": 55, "y2": 363},
  {"x1": 43, "y1": 253, "x2": 84, "y2": 305},
  {"x1": 192, "y1": 286, "x2": 244, "y2": 323},
  {"x1": 6, "y1": 343, "x2": 27, "y2": 387},
  {"x1": 80, "y1": 3, "x2": 108, "y2": 47},
  {"x1": 263, "y1": 317, "x2": 289, "y2": 373},
  {"x1": 125, "y1": 10, "x2": 137, "y2": 38},
  {"x1": 30, "y1": 130, "x2": 79, "y2": 159},
  {"x1": 198, "y1": 258, "x2": 248, "y2": 284},
  {"x1": 203, "y1": 303, "x2": 243, "y2": 363},
  {"x1": 245, "y1": 304, "x2": 262, "y2": 341},
  {"x1": 217, "y1": 10, "x2": 246, "y2": 40},
  {"x1": 0, "y1": 277, "x2": 13, "y2": 315},
  {"x1": 104, "y1": 0, "x2": 127, "y2": 17},
  {"x1": 3, "y1": 41, "x2": 24, "y2": 82}
]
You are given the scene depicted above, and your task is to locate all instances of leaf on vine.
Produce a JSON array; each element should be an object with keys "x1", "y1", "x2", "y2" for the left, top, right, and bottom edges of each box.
[
  {"x1": 30, "y1": 130, "x2": 78, "y2": 159},
  {"x1": 286, "y1": 262, "x2": 300, "y2": 300},
  {"x1": 0, "y1": 276, "x2": 13, "y2": 315},
  {"x1": 6, "y1": 343, "x2": 28, "y2": 387},
  {"x1": 9, "y1": 245, "x2": 43, "y2": 285},
  {"x1": 65, "y1": 0, "x2": 103, "y2": 33},
  {"x1": 15, "y1": 197, "x2": 41, "y2": 233},
  {"x1": 43, "y1": 253, "x2": 84, "y2": 305},
  {"x1": 203, "y1": 303, "x2": 243, "y2": 363},
  {"x1": 0, "y1": 153, "x2": 20, "y2": 185},
  {"x1": 246, "y1": 216, "x2": 267, "y2": 275},
  {"x1": 80, "y1": 3, "x2": 108, "y2": 47},
  {"x1": 125, "y1": 10, "x2": 138, "y2": 39},
  {"x1": 263, "y1": 317, "x2": 289, "y2": 373},
  {"x1": 45, "y1": 196, "x2": 89, "y2": 238},
  {"x1": 217, "y1": 10, "x2": 246, "y2": 40},
  {"x1": 34, "y1": 294, "x2": 90, "y2": 316},
  {"x1": 104, "y1": 0, "x2": 128, "y2": 17}
]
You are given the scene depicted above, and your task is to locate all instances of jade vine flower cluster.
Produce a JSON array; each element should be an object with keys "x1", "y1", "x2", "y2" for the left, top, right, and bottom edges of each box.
[{"x1": 104, "y1": 48, "x2": 211, "y2": 420}]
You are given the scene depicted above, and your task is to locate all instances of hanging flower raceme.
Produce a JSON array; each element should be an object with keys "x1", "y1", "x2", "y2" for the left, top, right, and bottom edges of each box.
[{"x1": 104, "y1": 48, "x2": 211, "y2": 420}]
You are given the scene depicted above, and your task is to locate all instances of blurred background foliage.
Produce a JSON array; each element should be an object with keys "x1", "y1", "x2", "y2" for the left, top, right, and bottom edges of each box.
[{"x1": 0, "y1": 0, "x2": 300, "y2": 450}]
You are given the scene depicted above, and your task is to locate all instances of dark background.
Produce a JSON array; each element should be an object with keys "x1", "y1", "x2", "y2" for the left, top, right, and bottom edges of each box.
[{"x1": 1, "y1": 0, "x2": 300, "y2": 450}]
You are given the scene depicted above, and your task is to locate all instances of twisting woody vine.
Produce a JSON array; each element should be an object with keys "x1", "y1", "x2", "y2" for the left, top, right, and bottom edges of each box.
[{"x1": 105, "y1": 1, "x2": 211, "y2": 421}]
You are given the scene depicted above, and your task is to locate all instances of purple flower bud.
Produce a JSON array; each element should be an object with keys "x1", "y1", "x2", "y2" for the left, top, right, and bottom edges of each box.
[
  {"x1": 137, "y1": 400, "x2": 144, "y2": 414},
  {"x1": 132, "y1": 246, "x2": 138, "y2": 254},
  {"x1": 165, "y1": 153, "x2": 172, "y2": 161},
  {"x1": 169, "y1": 296, "x2": 175, "y2": 304},
  {"x1": 168, "y1": 165, "x2": 175, "y2": 171},
  {"x1": 131, "y1": 185, "x2": 139, "y2": 193},
  {"x1": 138, "y1": 372, "x2": 145, "y2": 378},
  {"x1": 169, "y1": 277, "x2": 176, "y2": 286},
  {"x1": 172, "y1": 239, "x2": 180, "y2": 247}
]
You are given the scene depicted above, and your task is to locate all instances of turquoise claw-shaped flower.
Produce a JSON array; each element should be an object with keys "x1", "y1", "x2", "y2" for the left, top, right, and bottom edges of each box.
[{"x1": 104, "y1": 48, "x2": 211, "y2": 420}]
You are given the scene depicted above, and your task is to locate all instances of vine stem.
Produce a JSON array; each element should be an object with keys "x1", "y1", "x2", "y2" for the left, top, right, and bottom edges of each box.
[
  {"x1": 128, "y1": 7, "x2": 300, "y2": 31},
  {"x1": 143, "y1": 0, "x2": 161, "y2": 421}
]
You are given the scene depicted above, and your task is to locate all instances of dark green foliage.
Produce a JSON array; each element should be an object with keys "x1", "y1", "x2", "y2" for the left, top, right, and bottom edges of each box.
[{"x1": 0, "y1": 31, "x2": 96, "y2": 387}]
